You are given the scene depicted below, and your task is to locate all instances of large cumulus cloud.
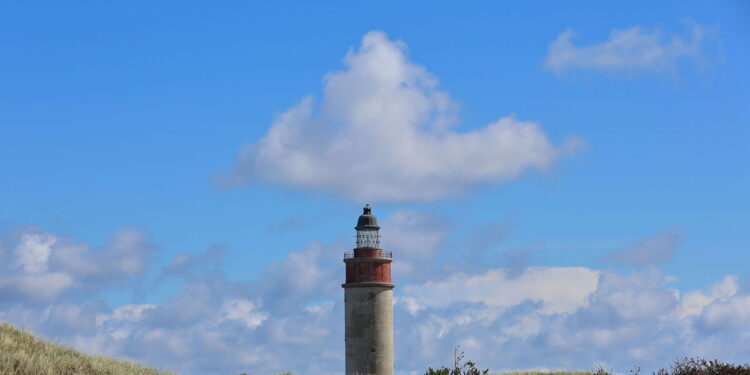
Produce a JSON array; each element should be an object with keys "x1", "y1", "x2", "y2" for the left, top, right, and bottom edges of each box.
[{"x1": 217, "y1": 31, "x2": 581, "y2": 202}]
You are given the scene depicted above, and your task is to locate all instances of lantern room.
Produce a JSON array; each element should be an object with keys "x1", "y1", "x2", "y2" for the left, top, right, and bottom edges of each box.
[{"x1": 355, "y1": 204, "x2": 380, "y2": 249}]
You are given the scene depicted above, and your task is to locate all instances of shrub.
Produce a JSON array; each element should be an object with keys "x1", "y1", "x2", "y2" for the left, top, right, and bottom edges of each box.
[
  {"x1": 424, "y1": 346, "x2": 489, "y2": 375},
  {"x1": 655, "y1": 358, "x2": 750, "y2": 375},
  {"x1": 592, "y1": 358, "x2": 750, "y2": 375}
]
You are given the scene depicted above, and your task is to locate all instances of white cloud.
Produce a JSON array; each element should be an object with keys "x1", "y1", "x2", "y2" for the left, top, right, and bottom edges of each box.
[
  {"x1": 404, "y1": 267, "x2": 600, "y2": 314},
  {"x1": 261, "y1": 246, "x2": 326, "y2": 295},
  {"x1": 0, "y1": 226, "x2": 155, "y2": 302},
  {"x1": 501, "y1": 313, "x2": 542, "y2": 339},
  {"x1": 101, "y1": 227, "x2": 154, "y2": 276},
  {"x1": 545, "y1": 24, "x2": 712, "y2": 73},
  {"x1": 394, "y1": 268, "x2": 750, "y2": 374},
  {"x1": 0, "y1": 273, "x2": 75, "y2": 301},
  {"x1": 14, "y1": 232, "x2": 56, "y2": 274},
  {"x1": 1, "y1": 230, "x2": 74, "y2": 300},
  {"x1": 676, "y1": 275, "x2": 737, "y2": 319},
  {"x1": 594, "y1": 269, "x2": 678, "y2": 319},
  {"x1": 219, "y1": 31, "x2": 580, "y2": 202},
  {"x1": 700, "y1": 295, "x2": 750, "y2": 331},
  {"x1": 221, "y1": 299, "x2": 268, "y2": 329},
  {"x1": 96, "y1": 304, "x2": 157, "y2": 327},
  {"x1": 55, "y1": 226, "x2": 155, "y2": 281}
]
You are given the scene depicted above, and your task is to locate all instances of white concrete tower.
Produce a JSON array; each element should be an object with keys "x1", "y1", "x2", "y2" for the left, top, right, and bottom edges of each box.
[{"x1": 343, "y1": 205, "x2": 394, "y2": 375}]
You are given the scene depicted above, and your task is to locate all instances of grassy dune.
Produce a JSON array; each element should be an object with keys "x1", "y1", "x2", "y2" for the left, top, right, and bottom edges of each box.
[{"x1": 0, "y1": 322, "x2": 175, "y2": 375}]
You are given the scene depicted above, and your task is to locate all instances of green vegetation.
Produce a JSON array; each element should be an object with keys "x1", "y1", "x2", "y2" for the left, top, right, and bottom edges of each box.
[
  {"x1": 430, "y1": 345, "x2": 750, "y2": 375},
  {"x1": 425, "y1": 346, "x2": 489, "y2": 375},
  {"x1": 492, "y1": 360, "x2": 750, "y2": 375},
  {"x1": 425, "y1": 346, "x2": 590, "y2": 375},
  {"x1": 0, "y1": 322, "x2": 175, "y2": 375},
  {"x1": 593, "y1": 358, "x2": 750, "y2": 375}
]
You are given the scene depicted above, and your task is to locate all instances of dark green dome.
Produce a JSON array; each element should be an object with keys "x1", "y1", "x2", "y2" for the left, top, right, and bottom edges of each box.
[{"x1": 355, "y1": 204, "x2": 380, "y2": 230}]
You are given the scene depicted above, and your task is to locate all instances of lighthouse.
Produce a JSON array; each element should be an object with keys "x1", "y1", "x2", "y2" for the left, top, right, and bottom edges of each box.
[{"x1": 343, "y1": 205, "x2": 394, "y2": 375}]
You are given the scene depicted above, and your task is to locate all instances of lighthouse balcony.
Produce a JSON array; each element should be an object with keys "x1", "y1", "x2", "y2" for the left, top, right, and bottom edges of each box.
[{"x1": 344, "y1": 250, "x2": 392, "y2": 259}]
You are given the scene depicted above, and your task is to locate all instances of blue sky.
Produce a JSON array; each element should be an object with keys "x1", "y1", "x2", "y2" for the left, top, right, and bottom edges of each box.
[{"x1": 1, "y1": 1, "x2": 749, "y2": 374}]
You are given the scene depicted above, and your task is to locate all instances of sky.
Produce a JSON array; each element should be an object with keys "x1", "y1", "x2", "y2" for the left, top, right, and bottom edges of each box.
[{"x1": 1, "y1": 1, "x2": 749, "y2": 374}]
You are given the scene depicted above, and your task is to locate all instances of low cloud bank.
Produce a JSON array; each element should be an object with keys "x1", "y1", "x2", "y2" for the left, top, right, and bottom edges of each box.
[{"x1": 1, "y1": 221, "x2": 748, "y2": 375}]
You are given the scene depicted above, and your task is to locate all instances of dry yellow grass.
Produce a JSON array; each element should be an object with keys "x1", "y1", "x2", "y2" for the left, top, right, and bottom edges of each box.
[{"x1": 0, "y1": 322, "x2": 176, "y2": 375}]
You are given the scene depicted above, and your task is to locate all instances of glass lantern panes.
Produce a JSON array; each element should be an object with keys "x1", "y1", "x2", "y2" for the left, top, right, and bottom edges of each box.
[{"x1": 356, "y1": 229, "x2": 380, "y2": 248}]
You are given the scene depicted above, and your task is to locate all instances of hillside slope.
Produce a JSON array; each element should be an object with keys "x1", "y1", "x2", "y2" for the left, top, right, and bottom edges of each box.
[{"x1": 0, "y1": 322, "x2": 175, "y2": 375}]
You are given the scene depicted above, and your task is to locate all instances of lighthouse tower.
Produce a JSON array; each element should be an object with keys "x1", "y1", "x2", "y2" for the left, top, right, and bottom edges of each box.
[{"x1": 343, "y1": 205, "x2": 394, "y2": 375}]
